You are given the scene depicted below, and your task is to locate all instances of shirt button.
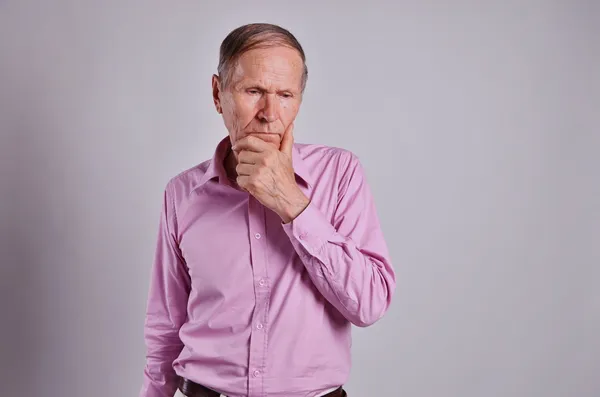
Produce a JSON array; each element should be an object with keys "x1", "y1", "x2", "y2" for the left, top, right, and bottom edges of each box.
[
  {"x1": 255, "y1": 233, "x2": 261, "y2": 239},
  {"x1": 258, "y1": 279, "x2": 266, "y2": 287},
  {"x1": 256, "y1": 323, "x2": 263, "y2": 330},
  {"x1": 253, "y1": 370, "x2": 261, "y2": 377}
]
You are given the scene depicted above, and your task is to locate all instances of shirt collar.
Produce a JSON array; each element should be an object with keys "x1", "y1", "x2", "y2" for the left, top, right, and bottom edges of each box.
[{"x1": 193, "y1": 135, "x2": 314, "y2": 191}]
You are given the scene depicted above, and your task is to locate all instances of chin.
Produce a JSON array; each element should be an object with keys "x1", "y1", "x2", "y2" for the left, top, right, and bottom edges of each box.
[{"x1": 247, "y1": 132, "x2": 281, "y2": 145}]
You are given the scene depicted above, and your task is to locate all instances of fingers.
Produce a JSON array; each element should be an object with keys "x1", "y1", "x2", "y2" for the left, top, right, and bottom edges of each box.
[
  {"x1": 236, "y1": 175, "x2": 251, "y2": 191},
  {"x1": 280, "y1": 122, "x2": 294, "y2": 156},
  {"x1": 235, "y1": 162, "x2": 253, "y2": 176},
  {"x1": 236, "y1": 150, "x2": 261, "y2": 164},
  {"x1": 232, "y1": 135, "x2": 268, "y2": 153}
]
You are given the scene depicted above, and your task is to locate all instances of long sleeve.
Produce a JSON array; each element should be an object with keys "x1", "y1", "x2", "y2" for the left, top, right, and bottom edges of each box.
[
  {"x1": 282, "y1": 153, "x2": 396, "y2": 327},
  {"x1": 139, "y1": 183, "x2": 191, "y2": 397}
]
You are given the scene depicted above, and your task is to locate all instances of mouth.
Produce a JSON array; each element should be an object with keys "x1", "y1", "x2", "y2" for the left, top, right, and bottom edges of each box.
[
  {"x1": 248, "y1": 132, "x2": 276, "y2": 136},
  {"x1": 246, "y1": 132, "x2": 280, "y2": 142}
]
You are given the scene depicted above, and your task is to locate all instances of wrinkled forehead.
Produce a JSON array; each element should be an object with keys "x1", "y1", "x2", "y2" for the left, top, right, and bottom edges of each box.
[{"x1": 231, "y1": 46, "x2": 304, "y2": 90}]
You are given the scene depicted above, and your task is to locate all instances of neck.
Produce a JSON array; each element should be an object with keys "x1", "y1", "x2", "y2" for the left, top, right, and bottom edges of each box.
[{"x1": 224, "y1": 147, "x2": 238, "y2": 181}]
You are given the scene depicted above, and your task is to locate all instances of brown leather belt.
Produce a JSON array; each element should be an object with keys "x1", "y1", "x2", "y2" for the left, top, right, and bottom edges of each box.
[{"x1": 178, "y1": 377, "x2": 347, "y2": 397}]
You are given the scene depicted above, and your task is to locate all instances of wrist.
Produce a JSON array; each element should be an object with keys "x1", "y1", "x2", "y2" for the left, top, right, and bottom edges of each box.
[{"x1": 278, "y1": 189, "x2": 310, "y2": 224}]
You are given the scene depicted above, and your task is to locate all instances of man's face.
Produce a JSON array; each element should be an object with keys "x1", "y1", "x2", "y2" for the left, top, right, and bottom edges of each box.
[{"x1": 212, "y1": 46, "x2": 304, "y2": 152}]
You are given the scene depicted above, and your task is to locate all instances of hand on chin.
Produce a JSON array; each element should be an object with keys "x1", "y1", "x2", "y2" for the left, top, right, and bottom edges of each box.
[{"x1": 245, "y1": 132, "x2": 281, "y2": 148}]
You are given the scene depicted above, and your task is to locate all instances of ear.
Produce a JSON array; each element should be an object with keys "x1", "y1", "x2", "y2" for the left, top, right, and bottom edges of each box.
[{"x1": 212, "y1": 74, "x2": 222, "y2": 114}]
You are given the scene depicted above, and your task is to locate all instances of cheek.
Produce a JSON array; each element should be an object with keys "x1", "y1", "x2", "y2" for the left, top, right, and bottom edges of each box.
[
  {"x1": 222, "y1": 102, "x2": 243, "y2": 132},
  {"x1": 233, "y1": 100, "x2": 261, "y2": 134},
  {"x1": 280, "y1": 99, "x2": 300, "y2": 117},
  {"x1": 230, "y1": 96, "x2": 258, "y2": 118}
]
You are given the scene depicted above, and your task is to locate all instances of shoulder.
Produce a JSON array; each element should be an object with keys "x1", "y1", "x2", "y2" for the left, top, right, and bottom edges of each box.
[
  {"x1": 294, "y1": 142, "x2": 360, "y2": 171},
  {"x1": 162, "y1": 160, "x2": 210, "y2": 202},
  {"x1": 294, "y1": 142, "x2": 363, "y2": 188}
]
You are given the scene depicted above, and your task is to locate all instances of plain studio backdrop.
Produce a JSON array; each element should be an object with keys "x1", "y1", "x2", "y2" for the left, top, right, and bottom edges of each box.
[{"x1": 0, "y1": 1, "x2": 598, "y2": 396}]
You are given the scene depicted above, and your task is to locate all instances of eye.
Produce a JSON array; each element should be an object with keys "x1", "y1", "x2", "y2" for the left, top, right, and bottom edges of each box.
[
  {"x1": 247, "y1": 89, "x2": 261, "y2": 95},
  {"x1": 280, "y1": 92, "x2": 293, "y2": 99}
]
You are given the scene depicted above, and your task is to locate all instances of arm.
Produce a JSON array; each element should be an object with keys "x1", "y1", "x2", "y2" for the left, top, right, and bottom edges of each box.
[
  {"x1": 282, "y1": 153, "x2": 396, "y2": 327},
  {"x1": 139, "y1": 183, "x2": 191, "y2": 397}
]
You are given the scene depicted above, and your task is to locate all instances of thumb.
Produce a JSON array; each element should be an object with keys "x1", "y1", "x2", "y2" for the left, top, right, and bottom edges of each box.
[{"x1": 280, "y1": 122, "x2": 295, "y2": 158}]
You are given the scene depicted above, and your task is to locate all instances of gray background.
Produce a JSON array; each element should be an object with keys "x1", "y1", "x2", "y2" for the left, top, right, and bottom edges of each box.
[{"x1": 1, "y1": 1, "x2": 598, "y2": 396}]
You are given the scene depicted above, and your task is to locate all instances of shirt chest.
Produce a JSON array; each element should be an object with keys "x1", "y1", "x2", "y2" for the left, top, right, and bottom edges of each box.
[{"x1": 177, "y1": 192, "x2": 302, "y2": 292}]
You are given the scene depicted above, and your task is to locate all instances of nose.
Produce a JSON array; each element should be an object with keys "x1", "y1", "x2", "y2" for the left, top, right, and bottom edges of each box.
[{"x1": 257, "y1": 93, "x2": 279, "y2": 123}]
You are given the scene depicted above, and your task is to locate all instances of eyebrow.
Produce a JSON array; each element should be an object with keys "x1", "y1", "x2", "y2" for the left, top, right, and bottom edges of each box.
[{"x1": 238, "y1": 82, "x2": 298, "y2": 93}]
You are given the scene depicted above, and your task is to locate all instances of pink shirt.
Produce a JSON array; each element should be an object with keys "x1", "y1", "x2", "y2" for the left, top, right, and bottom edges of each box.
[{"x1": 139, "y1": 136, "x2": 396, "y2": 397}]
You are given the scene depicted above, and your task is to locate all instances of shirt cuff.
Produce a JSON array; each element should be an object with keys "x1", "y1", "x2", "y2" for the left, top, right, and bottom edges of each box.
[{"x1": 281, "y1": 200, "x2": 337, "y2": 257}]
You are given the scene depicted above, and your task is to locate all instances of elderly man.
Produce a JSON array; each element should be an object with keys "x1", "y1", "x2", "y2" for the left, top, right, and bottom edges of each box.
[{"x1": 139, "y1": 23, "x2": 396, "y2": 397}]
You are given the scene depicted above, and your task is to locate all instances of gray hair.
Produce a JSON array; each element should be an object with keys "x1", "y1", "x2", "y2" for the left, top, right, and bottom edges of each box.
[{"x1": 217, "y1": 23, "x2": 308, "y2": 92}]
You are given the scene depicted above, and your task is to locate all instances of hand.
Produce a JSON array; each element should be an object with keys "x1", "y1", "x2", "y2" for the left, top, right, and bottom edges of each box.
[{"x1": 232, "y1": 123, "x2": 310, "y2": 223}]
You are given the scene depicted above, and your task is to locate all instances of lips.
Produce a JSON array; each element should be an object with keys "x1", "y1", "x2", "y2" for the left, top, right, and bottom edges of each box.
[{"x1": 247, "y1": 132, "x2": 280, "y2": 142}]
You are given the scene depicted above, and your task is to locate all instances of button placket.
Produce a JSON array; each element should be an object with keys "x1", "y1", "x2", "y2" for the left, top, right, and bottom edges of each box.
[{"x1": 247, "y1": 197, "x2": 270, "y2": 396}]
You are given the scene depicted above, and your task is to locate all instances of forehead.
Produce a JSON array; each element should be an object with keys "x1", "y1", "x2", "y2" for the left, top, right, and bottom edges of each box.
[{"x1": 232, "y1": 46, "x2": 304, "y2": 89}]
